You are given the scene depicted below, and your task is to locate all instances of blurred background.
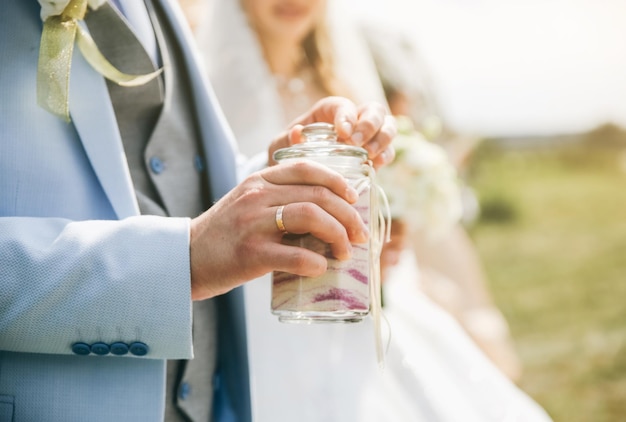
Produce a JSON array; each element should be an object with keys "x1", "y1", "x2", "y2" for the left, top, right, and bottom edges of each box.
[{"x1": 354, "y1": 0, "x2": 626, "y2": 421}]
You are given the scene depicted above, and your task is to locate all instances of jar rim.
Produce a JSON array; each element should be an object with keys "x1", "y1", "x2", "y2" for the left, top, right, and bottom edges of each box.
[
  {"x1": 273, "y1": 143, "x2": 368, "y2": 162},
  {"x1": 275, "y1": 122, "x2": 368, "y2": 161},
  {"x1": 301, "y1": 122, "x2": 336, "y2": 138}
]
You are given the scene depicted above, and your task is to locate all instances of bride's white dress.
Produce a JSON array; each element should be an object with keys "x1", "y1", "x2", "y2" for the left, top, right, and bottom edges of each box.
[
  {"x1": 196, "y1": 1, "x2": 553, "y2": 421},
  {"x1": 242, "y1": 251, "x2": 551, "y2": 422}
]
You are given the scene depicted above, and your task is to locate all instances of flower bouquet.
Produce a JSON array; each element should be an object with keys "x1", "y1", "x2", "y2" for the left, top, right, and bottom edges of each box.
[{"x1": 377, "y1": 116, "x2": 463, "y2": 240}]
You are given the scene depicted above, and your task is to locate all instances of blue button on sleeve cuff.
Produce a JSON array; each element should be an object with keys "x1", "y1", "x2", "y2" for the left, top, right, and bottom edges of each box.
[
  {"x1": 110, "y1": 342, "x2": 130, "y2": 356},
  {"x1": 71, "y1": 342, "x2": 91, "y2": 356},
  {"x1": 90, "y1": 342, "x2": 110, "y2": 356},
  {"x1": 129, "y1": 342, "x2": 149, "y2": 356}
]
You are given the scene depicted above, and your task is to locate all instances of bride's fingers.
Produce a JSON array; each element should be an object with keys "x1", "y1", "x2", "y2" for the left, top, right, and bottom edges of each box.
[
  {"x1": 282, "y1": 98, "x2": 396, "y2": 165},
  {"x1": 286, "y1": 125, "x2": 305, "y2": 146},
  {"x1": 310, "y1": 96, "x2": 358, "y2": 130},
  {"x1": 354, "y1": 106, "x2": 396, "y2": 157},
  {"x1": 348, "y1": 101, "x2": 387, "y2": 145},
  {"x1": 293, "y1": 99, "x2": 395, "y2": 163},
  {"x1": 288, "y1": 97, "x2": 359, "y2": 140},
  {"x1": 370, "y1": 145, "x2": 396, "y2": 169}
]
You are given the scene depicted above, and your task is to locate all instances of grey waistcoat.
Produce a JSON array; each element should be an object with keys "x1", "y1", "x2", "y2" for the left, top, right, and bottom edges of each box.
[{"x1": 86, "y1": 2, "x2": 218, "y2": 421}]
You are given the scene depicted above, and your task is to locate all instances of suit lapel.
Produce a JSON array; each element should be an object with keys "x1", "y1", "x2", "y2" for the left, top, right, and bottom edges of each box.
[
  {"x1": 119, "y1": 0, "x2": 160, "y2": 64},
  {"x1": 68, "y1": 0, "x2": 163, "y2": 220},
  {"x1": 69, "y1": 35, "x2": 140, "y2": 219}
]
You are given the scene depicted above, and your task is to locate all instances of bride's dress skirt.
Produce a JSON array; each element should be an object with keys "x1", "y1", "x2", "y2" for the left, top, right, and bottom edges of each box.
[{"x1": 244, "y1": 250, "x2": 552, "y2": 422}]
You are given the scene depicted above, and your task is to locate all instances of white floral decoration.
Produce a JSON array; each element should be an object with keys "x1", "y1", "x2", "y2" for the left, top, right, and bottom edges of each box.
[
  {"x1": 39, "y1": 0, "x2": 107, "y2": 21},
  {"x1": 377, "y1": 116, "x2": 463, "y2": 238}
]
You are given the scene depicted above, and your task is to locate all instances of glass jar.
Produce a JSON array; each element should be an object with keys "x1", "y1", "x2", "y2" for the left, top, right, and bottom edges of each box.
[{"x1": 271, "y1": 122, "x2": 382, "y2": 323}]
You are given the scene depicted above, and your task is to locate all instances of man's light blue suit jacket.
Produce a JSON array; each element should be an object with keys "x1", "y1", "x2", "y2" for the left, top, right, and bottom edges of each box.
[{"x1": 0, "y1": 0, "x2": 249, "y2": 420}]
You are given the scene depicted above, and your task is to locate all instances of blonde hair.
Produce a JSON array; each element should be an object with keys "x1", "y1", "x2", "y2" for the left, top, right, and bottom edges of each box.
[{"x1": 301, "y1": 14, "x2": 351, "y2": 99}]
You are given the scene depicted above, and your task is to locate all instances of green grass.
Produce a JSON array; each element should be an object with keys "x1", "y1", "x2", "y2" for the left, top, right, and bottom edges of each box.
[{"x1": 467, "y1": 138, "x2": 626, "y2": 422}]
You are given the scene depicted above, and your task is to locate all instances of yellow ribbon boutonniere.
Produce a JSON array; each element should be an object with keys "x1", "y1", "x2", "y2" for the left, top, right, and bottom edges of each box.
[{"x1": 37, "y1": 0, "x2": 163, "y2": 121}]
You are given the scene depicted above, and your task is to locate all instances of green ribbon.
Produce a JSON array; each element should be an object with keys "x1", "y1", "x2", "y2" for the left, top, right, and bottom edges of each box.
[{"x1": 37, "y1": 0, "x2": 163, "y2": 121}]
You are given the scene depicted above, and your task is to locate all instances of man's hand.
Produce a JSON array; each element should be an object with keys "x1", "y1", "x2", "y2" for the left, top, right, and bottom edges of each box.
[
  {"x1": 268, "y1": 96, "x2": 396, "y2": 168},
  {"x1": 189, "y1": 160, "x2": 369, "y2": 300}
]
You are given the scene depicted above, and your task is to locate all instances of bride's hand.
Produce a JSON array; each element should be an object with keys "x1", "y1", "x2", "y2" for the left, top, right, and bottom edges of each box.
[
  {"x1": 268, "y1": 96, "x2": 397, "y2": 169},
  {"x1": 189, "y1": 160, "x2": 370, "y2": 301}
]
